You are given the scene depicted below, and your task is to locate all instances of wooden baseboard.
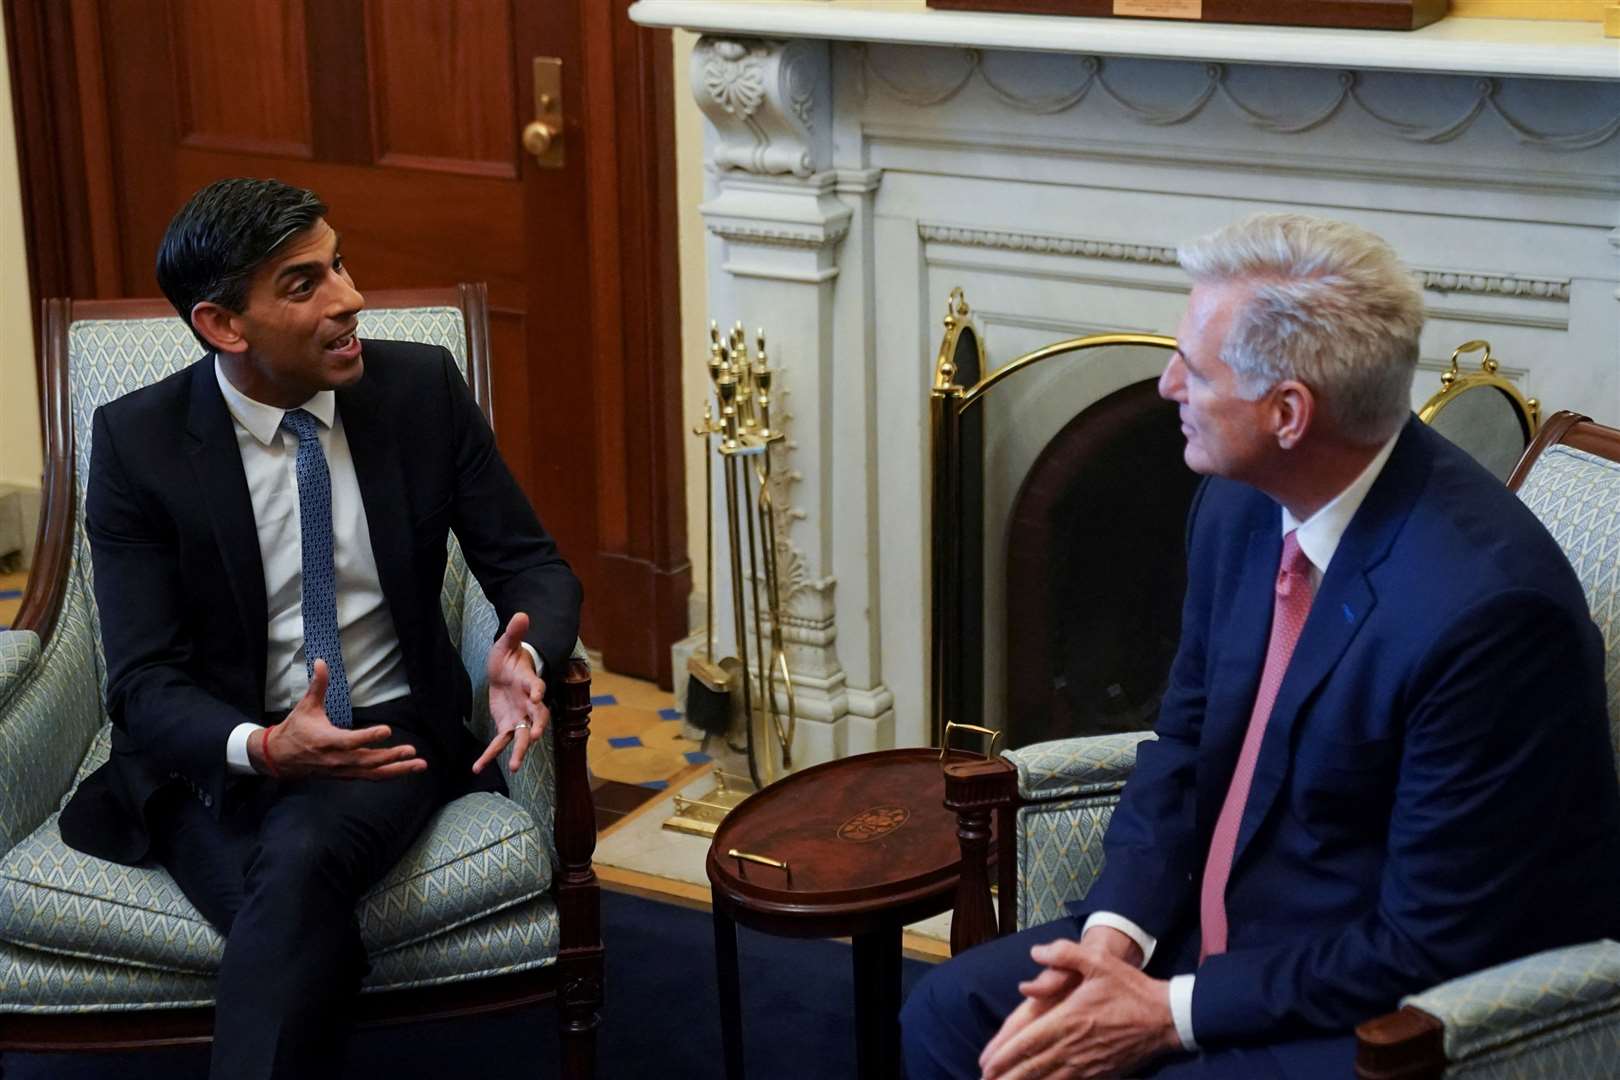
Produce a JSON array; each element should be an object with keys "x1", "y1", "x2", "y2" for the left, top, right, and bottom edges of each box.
[{"x1": 599, "y1": 863, "x2": 713, "y2": 910}]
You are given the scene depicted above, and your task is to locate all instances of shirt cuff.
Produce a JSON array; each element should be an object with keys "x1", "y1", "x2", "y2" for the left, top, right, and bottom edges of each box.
[
  {"x1": 1081, "y1": 911, "x2": 1158, "y2": 968},
  {"x1": 518, "y1": 641, "x2": 544, "y2": 677},
  {"x1": 226, "y1": 722, "x2": 265, "y2": 776},
  {"x1": 1169, "y1": 974, "x2": 1198, "y2": 1051}
]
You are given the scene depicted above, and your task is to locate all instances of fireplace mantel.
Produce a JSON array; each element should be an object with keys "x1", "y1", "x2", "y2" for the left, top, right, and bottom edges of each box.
[
  {"x1": 633, "y1": 0, "x2": 1620, "y2": 762},
  {"x1": 630, "y1": 1, "x2": 1620, "y2": 80}
]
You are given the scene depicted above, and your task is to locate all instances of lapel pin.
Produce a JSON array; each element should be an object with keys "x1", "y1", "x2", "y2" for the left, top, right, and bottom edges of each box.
[{"x1": 1342, "y1": 602, "x2": 1356, "y2": 623}]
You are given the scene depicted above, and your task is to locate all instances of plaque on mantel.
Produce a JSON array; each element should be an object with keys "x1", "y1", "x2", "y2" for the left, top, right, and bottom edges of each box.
[{"x1": 924, "y1": 0, "x2": 1449, "y2": 31}]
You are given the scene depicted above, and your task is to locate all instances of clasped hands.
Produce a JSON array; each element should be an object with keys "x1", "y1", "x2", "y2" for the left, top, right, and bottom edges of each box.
[
  {"x1": 978, "y1": 927, "x2": 1180, "y2": 1080},
  {"x1": 249, "y1": 613, "x2": 548, "y2": 780}
]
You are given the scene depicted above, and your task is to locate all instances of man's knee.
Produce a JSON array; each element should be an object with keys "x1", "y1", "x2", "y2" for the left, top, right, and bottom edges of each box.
[
  {"x1": 902, "y1": 959, "x2": 997, "y2": 1080},
  {"x1": 903, "y1": 959, "x2": 972, "y2": 1038},
  {"x1": 245, "y1": 815, "x2": 357, "y2": 901}
]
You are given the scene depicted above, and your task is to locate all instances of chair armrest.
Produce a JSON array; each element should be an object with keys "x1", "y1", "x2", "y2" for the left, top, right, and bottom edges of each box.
[
  {"x1": 1003, "y1": 731, "x2": 1155, "y2": 802},
  {"x1": 1355, "y1": 940, "x2": 1620, "y2": 1080},
  {"x1": 454, "y1": 572, "x2": 594, "y2": 882},
  {"x1": 0, "y1": 631, "x2": 43, "y2": 713},
  {"x1": 455, "y1": 574, "x2": 550, "y2": 839},
  {"x1": 944, "y1": 754, "x2": 1019, "y2": 953},
  {"x1": 0, "y1": 587, "x2": 106, "y2": 854}
]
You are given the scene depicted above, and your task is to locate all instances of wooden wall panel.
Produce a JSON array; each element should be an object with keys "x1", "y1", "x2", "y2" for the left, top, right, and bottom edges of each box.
[
  {"x1": 486, "y1": 304, "x2": 533, "y2": 496},
  {"x1": 367, "y1": 0, "x2": 518, "y2": 177},
  {"x1": 171, "y1": 0, "x2": 312, "y2": 156},
  {"x1": 99, "y1": 0, "x2": 184, "y2": 297},
  {"x1": 67, "y1": 0, "x2": 122, "y2": 297},
  {"x1": 173, "y1": 152, "x2": 526, "y2": 283}
]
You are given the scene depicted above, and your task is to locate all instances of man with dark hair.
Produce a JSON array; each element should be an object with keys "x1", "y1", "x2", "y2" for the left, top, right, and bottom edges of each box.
[
  {"x1": 901, "y1": 215, "x2": 1620, "y2": 1078},
  {"x1": 60, "y1": 177, "x2": 582, "y2": 1078}
]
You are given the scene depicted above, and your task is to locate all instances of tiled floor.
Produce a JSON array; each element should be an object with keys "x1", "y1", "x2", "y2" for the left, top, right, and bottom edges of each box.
[
  {"x1": 0, "y1": 570, "x2": 24, "y2": 629},
  {"x1": 584, "y1": 669, "x2": 715, "y2": 834}
]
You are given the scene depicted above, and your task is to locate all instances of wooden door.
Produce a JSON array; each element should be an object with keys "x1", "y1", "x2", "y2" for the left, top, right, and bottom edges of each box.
[{"x1": 6, "y1": 0, "x2": 690, "y2": 684}]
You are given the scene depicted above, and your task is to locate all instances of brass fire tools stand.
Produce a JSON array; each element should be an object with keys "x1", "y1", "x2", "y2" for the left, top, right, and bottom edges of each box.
[{"x1": 666, "y1": 323, "x2": 797, "y2": 838}]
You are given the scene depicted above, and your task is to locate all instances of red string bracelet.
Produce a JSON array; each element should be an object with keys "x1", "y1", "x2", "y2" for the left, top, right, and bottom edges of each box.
[{"x1": 259, "y1": 726, "x2": 282, "y2": 779}]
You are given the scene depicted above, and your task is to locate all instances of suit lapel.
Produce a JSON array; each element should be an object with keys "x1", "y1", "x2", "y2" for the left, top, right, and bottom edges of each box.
[
  {"x1": 1200, "y1": 526, "x2": 1280, "y2": 824},
  {"x1": 1230, "y1": 419, "x2": 1429, "y2": 869},
  {"x1": 184, "y1": 357, "x2": 268, "y2": 705},
  {"x1": 336, "y1": 373, "x2": 415, "y2": 639}
]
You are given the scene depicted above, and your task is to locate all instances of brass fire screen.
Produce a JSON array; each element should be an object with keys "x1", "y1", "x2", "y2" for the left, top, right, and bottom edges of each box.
[{"x1": 928, "y1": 289, "x2": 1177, "y2": 749}]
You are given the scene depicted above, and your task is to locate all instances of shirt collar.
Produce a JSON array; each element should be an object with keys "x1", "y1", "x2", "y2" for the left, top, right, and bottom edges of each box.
[
  {"x1": 1281, "y1": 430, "x2": 1401, "y2": 578},
  {"x1": 214, "y1": 355, "x2": 337, "y2": 446}
]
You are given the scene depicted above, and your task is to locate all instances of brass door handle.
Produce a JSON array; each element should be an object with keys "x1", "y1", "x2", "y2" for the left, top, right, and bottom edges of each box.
[
  {"x1": 523, "y1": 120, "x2": 559, "y2": 158},
  {"x1": 524, "y1": 58, "x2": 565, "y2": 168}
]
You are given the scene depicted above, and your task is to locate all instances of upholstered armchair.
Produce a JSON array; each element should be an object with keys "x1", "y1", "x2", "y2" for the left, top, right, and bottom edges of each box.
[
  {"x1": 0, "y1": 286, "x2": 602, "y2": 1075},
  {"x1": 1353, "y1": 411, "x2": 1620, "y2": 1079}
]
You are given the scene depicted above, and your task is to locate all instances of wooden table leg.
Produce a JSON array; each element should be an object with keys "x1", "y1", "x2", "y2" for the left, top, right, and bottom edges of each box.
[
  {"x1": 852, "y1": 923, "x2": 903, "y2": 1080},
  {"x1": 714, "y1": 905, "x2": 745, "y2": 1079}
]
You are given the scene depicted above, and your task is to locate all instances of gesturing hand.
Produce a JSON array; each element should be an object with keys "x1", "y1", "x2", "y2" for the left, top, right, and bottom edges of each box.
[
  {"x1": 253, "y1": 660, "x2": 428, "y2": 780},
  {"x1": 979, "y1": 937, "x2": 1179, "y2": 1080},
  {"x1": 473, "y1": 611, "x2": 549, "y2": 775}
]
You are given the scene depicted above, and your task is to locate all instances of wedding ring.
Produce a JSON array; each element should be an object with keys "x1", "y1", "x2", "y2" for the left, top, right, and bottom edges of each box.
[{"x1": 514, "y1": 721, "x2": 531, "y2": 731}]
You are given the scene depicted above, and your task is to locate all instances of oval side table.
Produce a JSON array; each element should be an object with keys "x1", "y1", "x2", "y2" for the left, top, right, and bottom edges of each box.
[{"x1": 706, "y1": 747, "x2": 997, "y2": 1079}]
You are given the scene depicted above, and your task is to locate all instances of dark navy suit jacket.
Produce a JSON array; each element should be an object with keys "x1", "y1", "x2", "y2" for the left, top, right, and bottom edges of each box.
[
  {"x1": 61, "y1": 340, "x2": 582, "y2": 866},
  {"x1": 1079, "y1": 417, "x2": 1620, "y2": 1045}
]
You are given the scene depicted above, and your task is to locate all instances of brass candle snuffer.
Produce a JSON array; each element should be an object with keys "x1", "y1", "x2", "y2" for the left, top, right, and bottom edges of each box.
[{"x1": 667, "y1": 321, "x2": 798, "y2": 837}]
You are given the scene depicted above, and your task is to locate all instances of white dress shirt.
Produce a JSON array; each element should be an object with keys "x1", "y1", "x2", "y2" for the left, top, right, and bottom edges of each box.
[
  {"x1": 1084, "y1": 429, "x2": 1402, "y2": 1051},
  {"x1": 217, "y1": 361, "x2": 411, "y2": 773}
]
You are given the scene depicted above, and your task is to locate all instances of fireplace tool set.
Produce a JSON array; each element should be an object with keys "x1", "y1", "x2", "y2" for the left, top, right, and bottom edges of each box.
[{"x1": 667, "y1": 322, "x2": 797, "y2": 837}]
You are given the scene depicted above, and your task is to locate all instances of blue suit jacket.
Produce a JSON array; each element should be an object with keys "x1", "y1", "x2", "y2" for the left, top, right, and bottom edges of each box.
[{"x1": 1080, "y1": 417, "x2": 1620, "y2": 1045}]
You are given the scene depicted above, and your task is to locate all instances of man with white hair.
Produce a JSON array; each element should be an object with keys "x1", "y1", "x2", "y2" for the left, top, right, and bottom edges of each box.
[{"x1": 901, "y1": 214, "x2": 1620, "y2": 1079}]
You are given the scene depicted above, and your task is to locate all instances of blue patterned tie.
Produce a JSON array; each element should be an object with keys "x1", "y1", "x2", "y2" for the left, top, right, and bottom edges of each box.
[{"x1": 281, "y1": 408, "x2": 353, "y2": 728}]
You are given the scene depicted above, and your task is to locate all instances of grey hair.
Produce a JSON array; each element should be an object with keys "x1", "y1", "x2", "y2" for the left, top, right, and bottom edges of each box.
[{"x1": 1178, "y1": 213, "x2": 1424, "y2": 443}]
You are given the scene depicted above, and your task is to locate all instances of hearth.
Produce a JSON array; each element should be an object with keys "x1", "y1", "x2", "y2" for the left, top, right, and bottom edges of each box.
[{"x1": 1004, "y1": 380, "x2": 1199, "y2": 748}]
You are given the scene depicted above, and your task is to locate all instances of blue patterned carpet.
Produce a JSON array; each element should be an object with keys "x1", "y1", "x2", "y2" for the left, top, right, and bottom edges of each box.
[{"x1": 3, "y1": 889, "x2": 931, "y2": 1078}]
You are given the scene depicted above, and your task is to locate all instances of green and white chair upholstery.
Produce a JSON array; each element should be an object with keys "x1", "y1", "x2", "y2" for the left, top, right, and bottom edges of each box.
[
  {"x1": 0, "y1": 286, "x2": 601, "y2": 1076},
  {"x1": 1001, "y1": 731, "x2": 1155, "y2": 931},
  {"x1": 1356, "y1": 411, "x2": 1620, "y2": 1079}
]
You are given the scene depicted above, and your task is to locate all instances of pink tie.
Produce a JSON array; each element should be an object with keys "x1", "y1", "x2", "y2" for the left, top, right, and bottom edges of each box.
[{"x1": 1199, "y1": 530, "x2": 1314, "y2": 960}]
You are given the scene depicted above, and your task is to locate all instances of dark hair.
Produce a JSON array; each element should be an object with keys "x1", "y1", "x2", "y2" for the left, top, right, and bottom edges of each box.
[{"x1": 155, "y1": 178, "x2": 328, "y2": 346}]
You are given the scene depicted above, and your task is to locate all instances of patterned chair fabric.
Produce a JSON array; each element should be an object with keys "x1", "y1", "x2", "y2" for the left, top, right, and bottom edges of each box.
[
  {"x1": 1369, "y1": 438, "x2": 1620, "y2": 1076},
  {"x1": 1003, "y1": 732, "x2": 1153, "y2": 929},
  {"x1": 1403, "y1": 941, "x2": 1620, "y2": 1077},
  {"x1": 0, "y1": 632, "x2": 40, "y2": 711},
  {"x1": 1514, "y1": 444, "x2": 1620, "y2": 752},
  {"x1": 0, "y1": 305, "x2": 563, "y2": 1014}
]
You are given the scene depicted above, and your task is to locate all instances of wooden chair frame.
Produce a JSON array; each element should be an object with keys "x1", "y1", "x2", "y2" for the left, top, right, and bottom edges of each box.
[
  {"x1": 1353, "y1": 409, "x2": 1620, "y2": 1080},
  {"x1": 1, "y1": 284, "x2": 603, "y2": 1076}
]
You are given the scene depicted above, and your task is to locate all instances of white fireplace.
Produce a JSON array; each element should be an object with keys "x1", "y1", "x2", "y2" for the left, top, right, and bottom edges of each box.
[{"x1": 631, "y1": 0, "x2": 1620, "y2": 763}]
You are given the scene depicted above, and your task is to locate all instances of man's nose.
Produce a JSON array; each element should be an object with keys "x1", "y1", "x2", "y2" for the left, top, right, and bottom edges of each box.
[
  {"x1": 330, "y1": 275, "x2": 364, "y2": 316},
  {"x1": 1158, "y1": 354, "x2": 1185, "y2": 401}
]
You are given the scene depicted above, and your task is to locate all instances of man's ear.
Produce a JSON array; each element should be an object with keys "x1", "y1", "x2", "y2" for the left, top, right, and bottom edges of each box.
[
  {"x1": 1271, "y1": 380, "x2": 1315, "y2": 450},
  {"x1": 190, "y1": 302, "x2": 248, "y2": 355}
]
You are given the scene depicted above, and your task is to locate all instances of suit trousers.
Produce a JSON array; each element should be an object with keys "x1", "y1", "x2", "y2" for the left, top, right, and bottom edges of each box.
[
  {"x1": 148, "y1": 697, "x2": 450, "y2": 1080},
  {"x1": 899, "y1": 918, "x2": 1354, "y2": 1079}
]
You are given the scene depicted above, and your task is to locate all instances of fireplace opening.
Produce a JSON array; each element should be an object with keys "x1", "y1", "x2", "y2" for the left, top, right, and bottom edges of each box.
[{"x1": 1003, "y1": 380, "x2": 1201, "y2": 749}]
